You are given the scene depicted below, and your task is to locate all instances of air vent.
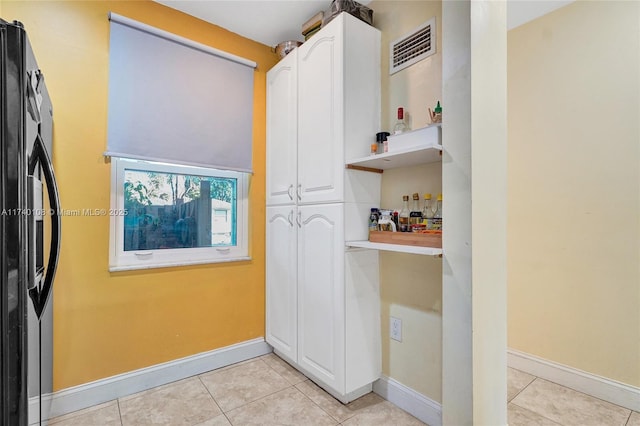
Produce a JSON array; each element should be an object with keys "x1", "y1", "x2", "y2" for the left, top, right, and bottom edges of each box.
[{"x1": 389, "y1": 17, "x2": 436, "y2": 75}]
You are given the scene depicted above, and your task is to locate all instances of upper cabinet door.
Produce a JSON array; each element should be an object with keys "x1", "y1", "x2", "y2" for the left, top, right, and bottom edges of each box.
[
  {"x1": 297, "y1": 19, "x2": 344, "y2": 205},
  {"x1": 266, "y1": 50, "x2": 298, "y2": 206}
]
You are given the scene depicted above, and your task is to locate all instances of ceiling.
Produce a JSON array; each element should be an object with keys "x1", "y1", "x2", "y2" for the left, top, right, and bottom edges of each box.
[{"x1": 153, "y1": 0, "x2": 574, "y2": 47}]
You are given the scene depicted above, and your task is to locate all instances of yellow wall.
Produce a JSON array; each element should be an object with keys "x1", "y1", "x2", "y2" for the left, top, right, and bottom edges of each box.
[
  {"x1": 2, "y1": 0, "x2": 277, "y2": 390},
  {"x1": 508, "y1": 1, "x2": 640, "y2": 387},
  {"x1": 369, "y1": 0, "x2": 443, "y2": 401}
]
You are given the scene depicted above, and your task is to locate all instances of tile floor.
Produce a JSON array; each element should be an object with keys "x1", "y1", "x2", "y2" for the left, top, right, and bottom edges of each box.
[
  {"x1": 49, "y1": 355, "x2": 640, "y2": 426},
  {"x1": 507, "y1": 368, "x2": 640, "y2": 426}
]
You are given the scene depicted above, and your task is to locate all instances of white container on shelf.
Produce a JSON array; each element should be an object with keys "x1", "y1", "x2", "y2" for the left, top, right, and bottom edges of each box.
[{"x1": 387, "y1": 124, "x2": 441, "y2": 152}]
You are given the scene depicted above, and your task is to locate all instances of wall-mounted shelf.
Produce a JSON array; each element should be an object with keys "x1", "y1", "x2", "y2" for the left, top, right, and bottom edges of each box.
[
  {"x1": 346, "y1": 240, "x2": 443, "y2": 256},
  {"x1": 346, "y1": 143, "x2": 442, "y2": 171}
]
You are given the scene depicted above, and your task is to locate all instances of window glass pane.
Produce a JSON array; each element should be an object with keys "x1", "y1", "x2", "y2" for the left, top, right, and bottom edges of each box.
[{"x1": 123, "y1": 168, "x2": 237, "y2": 251}]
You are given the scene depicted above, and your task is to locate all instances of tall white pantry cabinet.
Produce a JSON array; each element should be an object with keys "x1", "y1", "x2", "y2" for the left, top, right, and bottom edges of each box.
[{"x1": 265, "y1": 13, "x2": 382, "y2": 403}]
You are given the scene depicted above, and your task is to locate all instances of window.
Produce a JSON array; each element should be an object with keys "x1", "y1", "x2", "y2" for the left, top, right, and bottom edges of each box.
[
  {"x1": 105, "y1": 14, "x2": 256, "y2": 271},
  {"x1": 109, "y1": 158, "x2": 249, "y2": 271}
]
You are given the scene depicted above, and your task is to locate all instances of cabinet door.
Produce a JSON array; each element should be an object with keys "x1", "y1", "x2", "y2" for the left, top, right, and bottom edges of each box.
[
  {"x1": 265, "y1": 206, "x2": 297, "y2": 363},
  {"x1": 297, "y1": 204, "x2": 345, "y2": 393},
  {"x1": 297, "y1": 20, "x2": 344, "y2": 204},
  {"x1": 266, "y1": 50, "x2": 297, "y2": 206}
]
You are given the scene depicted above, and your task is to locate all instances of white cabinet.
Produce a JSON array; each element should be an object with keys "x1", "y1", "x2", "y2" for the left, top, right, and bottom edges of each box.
[
  {"x1": 297, "y1": 204, "x2": 345, "y2": 392},
  {"x1": 265, "y1": 12, "x2": 381, "y2": 403},
  {"x1": 297, "y1": 24, "x2": 344, "y2": 204},
  {"x1": 265, "y1": 206, "x2": 297, "y2": 363},
  {"x1": 266, "y1": 50, "x2": 297, "y2": 206}
]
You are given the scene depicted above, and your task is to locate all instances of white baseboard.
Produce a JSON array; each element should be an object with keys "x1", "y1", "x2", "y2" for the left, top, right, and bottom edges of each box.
[
  {"x1": 373, "y1": 375, "x2": 442, "y2": 426},
  {"x1": 48, "y1": 338, "x2": 271, "y2": 420},
  {"x1": 507, "y1": 348, "x2": 640, "y2": 412}
]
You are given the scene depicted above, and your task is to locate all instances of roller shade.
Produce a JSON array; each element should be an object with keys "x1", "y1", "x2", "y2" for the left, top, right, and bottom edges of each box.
[{"x1": 106, "y1": 13, "x2": 256, "y2": 173}]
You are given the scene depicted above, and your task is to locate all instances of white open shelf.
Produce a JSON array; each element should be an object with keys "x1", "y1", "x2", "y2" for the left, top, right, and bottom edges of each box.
[
  {"x1": 346, "y1": 123, "x2": 442, "y2": 170},
  {"x1": 346, "y1": 144, "x2": 442, "y2": 170},
  {"x1": 346, "y1": 240, "x2": 443, "y2": 256}
]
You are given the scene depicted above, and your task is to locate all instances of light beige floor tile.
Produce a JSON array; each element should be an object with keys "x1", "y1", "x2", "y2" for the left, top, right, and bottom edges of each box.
[
  {"x1": 340, "y1": 398, "x2": 425, "y2": 426},
  {"x1": 507, "y1": 368, "x2": 536, "y2": 401},
  {"x1": 295, "y1": 379, "x2": 383, "y2": 423},
  {"x1": 627, "y1": 411, "x2": 640, "y2": 426},
  {"x1": 511, "y1": 379, "x2": 631, "y2": 426},
  {"x1": 226, "y1": 386, "x2": 337, "y2": 425},
  {"x1": 508, "y1": 403, "x2": 562, "y2": 426},
  {"x1": 261, "y1": 353, "x2": 307, "y2": 385},
  {"x1": 199, "y1": 359, "x2": 291, "y2": 412},
  {"x1": 119, "y1": 377, "x2": 221, "y2": 426},
  {"x1": 193, "y1": 414, "x2": 232, "y2": 426},
  {"x1": 49, "y1": 400, "x2": 122, "y2": 426}
]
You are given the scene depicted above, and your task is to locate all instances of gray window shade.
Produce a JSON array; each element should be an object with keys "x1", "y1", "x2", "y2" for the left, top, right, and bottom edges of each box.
[{"x1": 106, "y1": 13, "x2": 256, "y2": 173}]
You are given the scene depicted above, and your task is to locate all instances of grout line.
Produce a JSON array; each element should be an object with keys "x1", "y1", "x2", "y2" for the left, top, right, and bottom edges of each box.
[
  {"x1": 624, "y1": 410, "x2": 632, "y2": 426},
  {"x1": 196, "y1": 375, "x2": 235, "y2": 425},
  {"x1": 295, "y1": 380, "x2": 345, "y2": 423},
  {"x1": 116, "y1": 399, "x2": 123, "y2": 426},
  {"x1": 508, "y1": 375, "x2": 537, "y2": 402},
  {"x1": 197, "y1": 375, "x2": 226, "y2": 413},
  {"x1": 266, "y1": 353, "x2": 347, "y2": 423},
  {"x1": 198, "y1": 359, "x2": 295, "y2": 415},
  {"x1": 509, "y1": 402, "x2": 563, "y2": 426},
  {"x1": 534, "y1": 377, "x2": 637, "y2": 412}
]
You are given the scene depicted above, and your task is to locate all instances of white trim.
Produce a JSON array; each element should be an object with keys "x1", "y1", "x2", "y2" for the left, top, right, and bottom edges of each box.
[
  {"x1": 373, "y1": 375, "x2": 442, "y2": 426},
  {"x1": 107, "y1": 12, "x2": 257, "y2": 69},
  {"x1": 508, "y1": 349, "x2": 640, "y2": 412},
  {"x1": 48, "y1": 338, "x2": 271, "y2": 420}
]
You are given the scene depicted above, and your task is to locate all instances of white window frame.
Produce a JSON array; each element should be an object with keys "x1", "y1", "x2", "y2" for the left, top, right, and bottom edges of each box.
[{"x1": 109, "y1": 158, "x2": 249, "y2": 272}]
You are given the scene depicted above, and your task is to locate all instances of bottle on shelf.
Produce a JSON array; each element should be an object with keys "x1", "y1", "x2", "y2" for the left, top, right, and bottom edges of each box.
[
  {"x1": 369, "y1": 208, "x2": 379, "y2": 233},
  {"x1": 409, "y1": 193, "x2": 422, "y2": 228},
  {"x1": 378, "y1": 210, "x2": 396, "y2": 232},
  {"x1": 422, "y1": 193, "x2": 434, "y2": 229},
  {"x1": 432, "y1": 193, "x2": 443, "y2": 230},
  {"x1": 393, "y1": 107, "x2": 407, "y2": 135},
  {"x1": 376, "y1": 131, "x2": 390, "y2": 154},
  {"x1": 429, "y1": 101, "x2": 442, "y2": 124},
  {"x1": 398, "y1": 195, "x2": 410, "y2": 232}
]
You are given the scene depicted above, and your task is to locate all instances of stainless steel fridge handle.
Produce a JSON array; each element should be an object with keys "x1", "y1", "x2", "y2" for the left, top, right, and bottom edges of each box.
[
  {"x1": 28, "y1": 134, "x2": 61, "y2": 319},
  {"x1": 26, "y1": 175, "x2": 38, "y2": 292}
]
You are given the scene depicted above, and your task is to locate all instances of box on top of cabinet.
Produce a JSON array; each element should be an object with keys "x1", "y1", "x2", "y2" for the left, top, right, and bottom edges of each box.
[{"x1": 387, "y1": 124, "x2": 441, "y2": 153}]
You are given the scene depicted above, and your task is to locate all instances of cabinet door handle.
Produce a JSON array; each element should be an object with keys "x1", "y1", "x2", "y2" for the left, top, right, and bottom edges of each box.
[
  {"x1": 296, "y1": 211, "x2": 302, "y2": 228},
  {"x1": 287, "y1": 184, "x2": 294, "y2": 201},
  {"x1": 287, "y1": 210, "x2": 294, "y2": 227},
  {"x1": 297, "y1": 184, "x2": 302, "y2": 201}
]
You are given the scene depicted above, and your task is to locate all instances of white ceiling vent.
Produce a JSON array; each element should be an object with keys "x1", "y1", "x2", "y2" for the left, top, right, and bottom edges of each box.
[{"x1": 389, "y1": 17, "x2": 436, "y2": 75}]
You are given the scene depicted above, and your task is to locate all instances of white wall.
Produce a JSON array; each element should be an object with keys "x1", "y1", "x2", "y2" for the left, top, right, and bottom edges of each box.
[{"x1": 507, "y1": 0, "x2": 640, "y2": 387}]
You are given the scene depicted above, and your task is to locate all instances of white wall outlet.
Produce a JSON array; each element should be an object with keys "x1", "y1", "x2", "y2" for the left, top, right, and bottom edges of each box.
[{"x1": 390, "y1": 317, "x2": 402, "y2": 342}]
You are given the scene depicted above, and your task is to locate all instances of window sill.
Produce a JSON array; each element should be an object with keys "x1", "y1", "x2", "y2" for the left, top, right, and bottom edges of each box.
[{"x1": 109, "y1": 256, "x2": 252, "y2": 272}]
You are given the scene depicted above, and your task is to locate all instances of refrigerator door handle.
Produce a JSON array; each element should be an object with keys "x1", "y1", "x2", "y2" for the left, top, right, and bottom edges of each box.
[{"x1": 28, "y1": 134, "x2": 61, "y2": 319}]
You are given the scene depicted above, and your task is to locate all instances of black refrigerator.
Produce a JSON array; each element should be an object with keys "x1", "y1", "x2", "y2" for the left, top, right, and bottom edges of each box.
[{"x1": 0, "y1": 19, "x2": 60, "y2": 425}]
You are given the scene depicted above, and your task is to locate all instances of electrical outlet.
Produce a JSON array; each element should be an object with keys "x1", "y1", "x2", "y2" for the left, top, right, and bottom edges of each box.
[{"x1": 390, "y1": 317, "x2": 402, "y2": 342}]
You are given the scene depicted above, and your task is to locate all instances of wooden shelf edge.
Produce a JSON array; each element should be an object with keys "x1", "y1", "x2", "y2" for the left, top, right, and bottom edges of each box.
[{"x1": 345, "y1": 164, "x2": 384, "y2": 173}]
